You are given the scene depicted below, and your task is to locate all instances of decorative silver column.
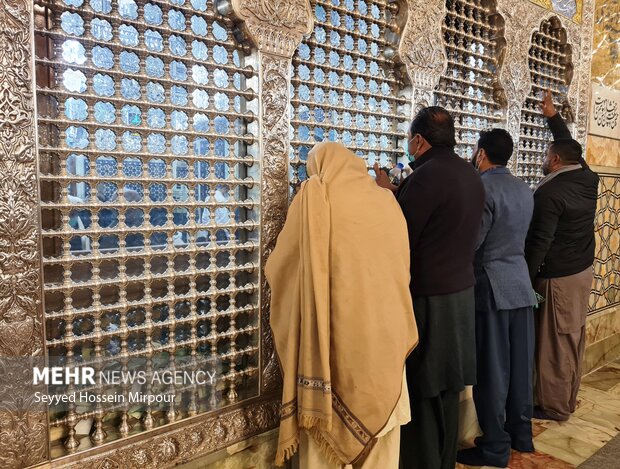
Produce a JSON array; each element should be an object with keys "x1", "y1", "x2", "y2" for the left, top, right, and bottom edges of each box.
[
  {"x1": 0, "y1": 2, "x2": 48, "y2": 468},
  {"x1": 229, "y1": 0, "x2": 313, "y2": 393}
]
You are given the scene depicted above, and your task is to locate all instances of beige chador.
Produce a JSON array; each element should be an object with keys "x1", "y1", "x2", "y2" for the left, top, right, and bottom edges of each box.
[
  {"x1": 535, "y1": 267, "x2": 594, "y2": 420},
  {"x1": 265, "y1": 142, "x2": 418, "y2": 467}
]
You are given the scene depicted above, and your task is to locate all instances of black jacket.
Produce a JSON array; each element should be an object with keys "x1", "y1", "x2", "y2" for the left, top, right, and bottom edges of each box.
[
  {"x1": 525, "y1": 114, "x2": 599, "y2": 280},
  {"x1": 397, "y1": 146, "x2": 485, "y2": 297}
]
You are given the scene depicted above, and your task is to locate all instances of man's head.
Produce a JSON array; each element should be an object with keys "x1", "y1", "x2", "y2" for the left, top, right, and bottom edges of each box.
[
  {"x1": 407, "y1": 106, "x2": 456, "y2": 160},
  {"x1": 473, "y1": 128, "x2": 514, "y2": 171},
  {"x1": 542, "y1": 138, "x2": 582, "y2": 175}
]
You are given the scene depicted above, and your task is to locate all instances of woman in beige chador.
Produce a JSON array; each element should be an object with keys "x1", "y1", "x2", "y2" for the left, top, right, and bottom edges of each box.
[{"x1": 266, "y1": 142, "x2": 418, "y2": 468}]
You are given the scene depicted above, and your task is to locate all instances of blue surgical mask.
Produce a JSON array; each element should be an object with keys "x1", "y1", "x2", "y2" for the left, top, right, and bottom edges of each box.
[{"x1": 405, "y1": 136, "x2": 419, "y2": 162}]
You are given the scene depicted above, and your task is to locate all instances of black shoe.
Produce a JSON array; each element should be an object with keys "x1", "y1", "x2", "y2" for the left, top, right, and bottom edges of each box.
[
  {"x1": 533, "y1": 406, "x2": 569, "y2": 422},
  {"x1": 456, "y1": 447, "x2": 508, "y2": 468},
  {"x1": 511, "y1": 440, "x2": 535, "y2": 453}
]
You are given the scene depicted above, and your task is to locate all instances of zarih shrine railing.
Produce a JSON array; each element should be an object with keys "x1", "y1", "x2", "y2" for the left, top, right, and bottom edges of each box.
[
  {"x1": 434, "y1": 0, "x2": 507, "y2": 161},
  {"x1": 0, "y1": 0, "x2": 603, "y2": 468}
]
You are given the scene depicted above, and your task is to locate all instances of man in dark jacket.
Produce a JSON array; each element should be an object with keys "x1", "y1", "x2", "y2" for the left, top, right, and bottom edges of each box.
[
  {"x1": 526, "y1": 90, "x2": 599, "y2": 421},
  {"x1": 376, "y1": 107, "x2": 485, "y2": 469},
  {"x1": 457, "y1": 129, "x2": 537, "y2": 467}
]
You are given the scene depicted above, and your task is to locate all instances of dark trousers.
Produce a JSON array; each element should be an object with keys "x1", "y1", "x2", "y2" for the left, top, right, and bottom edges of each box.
[
  {"x1": 400, "y1": 289, "x2": 475, "y2": 469},
  {"x1": 400, "y1": 389, "x2": 460, "y2": 469},
  {"x1": 473, "y1": 306, "x2": 535, "y2": 466}
]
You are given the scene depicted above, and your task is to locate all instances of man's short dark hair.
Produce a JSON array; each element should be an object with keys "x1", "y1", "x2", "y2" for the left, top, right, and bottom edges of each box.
[
  {"x1": 549, "y1": 138, "x2": 582, "y2": 163},
  {"x1": 409, "y1": 106, "x2": 457, "y2": 148},
  {"x1": 477, "y1": 129, "x2": 514, "y2": 166}
]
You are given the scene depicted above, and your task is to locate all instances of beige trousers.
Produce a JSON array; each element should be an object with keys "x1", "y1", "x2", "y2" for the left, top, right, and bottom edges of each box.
[
  {"x1": 534, "y1": 268, "x2": 593, "y2": 419},
  {"x1": 299, "y1": 426, "x2": 400, "y2": 469},
  {"x1": 298, "y1": 370, "x2": 410, "y2": 469}
]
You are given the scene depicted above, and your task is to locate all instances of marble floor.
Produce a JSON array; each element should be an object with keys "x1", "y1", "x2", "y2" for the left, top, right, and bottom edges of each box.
[{"x1": 457, "y1": 358, "x2": 620, "y2": 469}]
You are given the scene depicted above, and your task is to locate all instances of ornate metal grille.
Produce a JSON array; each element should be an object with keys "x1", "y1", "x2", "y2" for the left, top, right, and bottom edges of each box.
[
  {"x1": 289, "y1": 0, "x2": 411, "y2": 190},
  {"x1": 34, "y1": 0, "x2": 260, "y2": 456},
  {"x1": 590, "y1": 174, "x2": 620, "y2": 312},
  {"x1": 434, "y1": 0, "x2": 506, "y2": 161},
  {"x1": 518, "y1": 17, "x2": 573, "y2": 189}
]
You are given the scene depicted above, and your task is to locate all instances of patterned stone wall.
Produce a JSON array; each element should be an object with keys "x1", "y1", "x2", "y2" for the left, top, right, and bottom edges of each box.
[
  {"x1": 583, "y1": 0, "x2": 620, "y2": 373},
  {"x1": 586, "y1": 0, "x2": 620, "y2": 314},
  {"x1": 586, "y1": 0, "x2": 620, "y2": 168}
]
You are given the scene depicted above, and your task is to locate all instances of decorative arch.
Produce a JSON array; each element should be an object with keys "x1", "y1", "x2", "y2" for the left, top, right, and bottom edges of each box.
[
  {"x1": 433, "y1": 0, "x2": 508, "y2": 161},
  {"x1": 517, "y1": 15, "x2": 574, "y2": 188}
]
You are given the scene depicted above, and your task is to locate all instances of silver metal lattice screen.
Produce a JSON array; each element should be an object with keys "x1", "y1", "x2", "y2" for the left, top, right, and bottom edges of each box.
[
  {"x1": 34, "y1": 0, "x2": 260, "y2": 456},
  {"x1": 434, "y1": 0, "x2": 505, "y2": 161},
  {"x1": 289, "y1": 0, "x2": 411, "y2": 191}
]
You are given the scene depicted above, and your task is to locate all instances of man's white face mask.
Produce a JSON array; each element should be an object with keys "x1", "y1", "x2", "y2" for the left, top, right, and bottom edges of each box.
[{"x1": 473, "y1": 149, "x2": 483, "y2": 171}]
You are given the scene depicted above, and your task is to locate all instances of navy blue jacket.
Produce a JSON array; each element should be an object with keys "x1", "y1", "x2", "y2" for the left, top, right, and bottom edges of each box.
[{"x1": 475, "y1": 167, "x2": 537, "y2": 311}]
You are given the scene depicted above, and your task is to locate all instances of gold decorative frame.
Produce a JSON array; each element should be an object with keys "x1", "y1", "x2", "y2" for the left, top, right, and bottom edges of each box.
[
  {"x1": 53, "y1": 399, "x2": 280, "y2": 468},
  {"x1": 0, "y1": 0, "x2": 603, "y2": 468}
]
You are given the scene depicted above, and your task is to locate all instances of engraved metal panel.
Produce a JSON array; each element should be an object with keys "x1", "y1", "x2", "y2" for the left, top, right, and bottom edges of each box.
[
  {"x1": 528, "y1": 0, "x2": 584, "y2": 24},
  {"x1": 517, "y1": 16, "x2": 574, "y2": 188},
  {"x1": 289, "y1": 0, "x2": 411, "y2": 190},
  {"x1": 398, "y1": 0, "x2": 447, "y2": 109},
  {"x1": 434, "y1": 0, "x2": 507, "y2": 161},
  {"x1": 0, "y1": 0, "x2": 50, "y2": 468},
  {"x1": 227, "y1": 0, "x2": 314, "y2": 393},
  {"x1": 34, "y1": 0, "x2": 260, "y2": 457}
]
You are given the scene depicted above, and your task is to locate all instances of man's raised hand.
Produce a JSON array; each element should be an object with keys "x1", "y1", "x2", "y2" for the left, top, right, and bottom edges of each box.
[{"x1": 540, "y1": 89, "x2": 558, "y2": 118}]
